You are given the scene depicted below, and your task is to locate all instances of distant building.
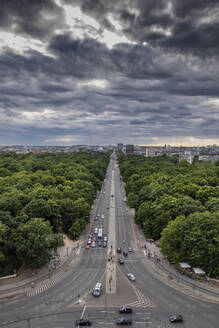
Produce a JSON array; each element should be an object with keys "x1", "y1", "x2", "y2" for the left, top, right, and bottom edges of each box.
[
  {"x1": 179, "y1": 151, "x2": 194, "y2": 164},
  {"x1": 117, "y1": 143, "x2": 124, "y2": 152},
  {"x1": 145, "y1": 147, "x2": 156, "y2": 158},
  {"x1": 125, "y1": 144, "x2": 134, "y2": 154}
]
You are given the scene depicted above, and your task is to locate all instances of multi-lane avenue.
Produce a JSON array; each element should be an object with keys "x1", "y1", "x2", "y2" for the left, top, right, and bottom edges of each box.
[{"x1": 0, "y1": 153, "x2": 218, "y2": 327}]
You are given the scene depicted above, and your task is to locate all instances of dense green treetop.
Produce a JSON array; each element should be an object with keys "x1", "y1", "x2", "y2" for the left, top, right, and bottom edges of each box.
[
  {"x1": 0, "y1": 151, "x2": 110, "y2": 274},
  {"x1": 118, "y1": 153, "x2": 219, "y2": 277}
]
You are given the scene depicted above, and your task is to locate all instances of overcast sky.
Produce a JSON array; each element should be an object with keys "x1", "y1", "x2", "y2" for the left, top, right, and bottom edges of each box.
[{"x1": 0, "y1": 0, "x2": 219, "y2": 146}]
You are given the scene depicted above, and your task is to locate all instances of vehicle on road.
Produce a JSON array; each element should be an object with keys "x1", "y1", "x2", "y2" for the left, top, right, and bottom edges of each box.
[
  {"x1": 103, "y1": 241, "x2": 107, "y2": 247},
  {"x1": 98, "y1": 227, "x2": 103, "y2": 240},
  {"x1": 97, "y1": 214, "x2": 100, "y2": 217},
  {"x1": 122, "y1": 240, "x2": 126, "y2": 243},
  {"x1": 119, "y1": 258, "x2": 124, "y2": 264},
  {"x1": 104, "y1": 236, "x2": 108, "y2": 242},
  {"x1": 75, "y1": 319, "x2": 92, "y2": 326},
  {"x1": 91, "y1": 242, "x2": 96, "y2": 248},
  {"x1": 92, "y1": 282, "x2": 102, "y2": 297},
  {"x1": 127, "y1": 273, "x2": 135, "y2": 281},
  {"x1": 123, "y1": 251, "x2": 128, "y2": 257},
  {"x1": 128, "y1": 247, "x2": 132, "y2": 252},
  {"x1": 94, "y1": 227, "x2": 98, "y2": 234},
  {"x1": 169, "y1": 314, "x2": 183, "y2": 323},
  {"x1": 101, "y1": 214, "x2": 104, "y2": 219},
  {"x1": 117, "y1": 247, "x2": 121, "y2": 253},
  {"x1": 97, "y1": 241, "x2": 102, "y2": 246},
  {"x1": 116, "y1": 317, "x2": 132, "y2": 325},
  {"x1": 119, "y1": 306, "x2": 132, "y2": 314},
  {"x1": 87, "y1": 239, "x2": 91, "y2": 245},
  {"x1": 85, "y1": 245, "x2": 90, "y2": 249}
]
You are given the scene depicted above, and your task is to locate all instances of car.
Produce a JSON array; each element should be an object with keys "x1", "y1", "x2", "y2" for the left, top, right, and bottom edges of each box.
[
  {"x1": 128, "y1": 247, "x2": 132, "y2": 252},
  {"x1": 97, "y1": 214, "x2": 100, "y2": 217},
  {"x1": 91, "y1": 242, "x2": 96, "y2": 248},
  {"x1": 119, "y1": 306, "x2": 132, "y2": 314},
  {"x1": 103, "y1": 241, "x2": 107, "y2": 247},
  {"x1": 127, "y1": 273, "x2": 135, "y2": 281},
  {"x1": 122, "y1": 240, "x2": 126, "y2": 244},
  {"x1": 119, "y1": 258, "x2": 124, "y2": 264},
  {"x1": 87, "y1": 239, "x2": 91, "y2": 245},
  {"x1": 123, "y1": 251, "x2": 128, "y2": 257},
  {"x1": 92, "y1": 282, "x2": 102, "y2": 297},
  {"x1": 85, "y1": 245, "x2": 90, "y2": 249},
  {"x1": 104, "y1": 236, "x2": 108, "y2": 242},
  {"x1": 101, "y1": 214, "x2": 104, "y2": 219},
  {"x1": 169, "y1": 314, "x2": 183, "y2": 323},
  {"x1": 75, "y1": 319, "x2": 92, "y2": 326},
  {"x1": 97, "y1": 241, "x2": 102, "y2": 247},
  {"x1": 93, "y1": 236, "x2": 96, "y2": 242},
  {"x1": 106, "y1": 206, "x2": 110, "y2": 209},
  {"x1": 116, "y1": 317, "x2": 132, "y2": 325},
  {"x1": 117, "y1": 247, "x2": 121, "y2": 253}
]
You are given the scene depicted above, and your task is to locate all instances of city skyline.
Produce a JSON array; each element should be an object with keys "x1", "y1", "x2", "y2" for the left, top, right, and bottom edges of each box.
[{"x1": 0, "y1": 0, "x2": 219, "y2": 146}]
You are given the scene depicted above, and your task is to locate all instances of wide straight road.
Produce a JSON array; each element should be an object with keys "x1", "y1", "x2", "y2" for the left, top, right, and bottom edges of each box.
[{"x1": 0, "y1": 153, "x2": 218, "y2": 327}]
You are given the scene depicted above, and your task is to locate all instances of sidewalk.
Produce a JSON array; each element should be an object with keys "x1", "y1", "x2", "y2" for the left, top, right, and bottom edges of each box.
[{"x1": 129, "y1": 208, "x2": 219, "y2": 302}]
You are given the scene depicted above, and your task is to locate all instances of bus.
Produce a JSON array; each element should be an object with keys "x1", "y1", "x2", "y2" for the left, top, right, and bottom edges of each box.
[{"x1": 98, "y1": 227, "x2": 103, "y2": 240}]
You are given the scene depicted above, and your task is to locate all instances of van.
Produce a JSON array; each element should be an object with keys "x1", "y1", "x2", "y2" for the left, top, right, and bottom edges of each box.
[{"x1": 93, "y1": 282, "x2": 102, "y2": 297}]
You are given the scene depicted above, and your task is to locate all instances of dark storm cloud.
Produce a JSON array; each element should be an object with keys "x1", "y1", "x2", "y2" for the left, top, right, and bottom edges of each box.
[
  {"x1": 0, "y1": 0, "x2": 64, "y2": 39},
  {"x1": 0, "y1": 0, "x2": 219, "y2": 145}
]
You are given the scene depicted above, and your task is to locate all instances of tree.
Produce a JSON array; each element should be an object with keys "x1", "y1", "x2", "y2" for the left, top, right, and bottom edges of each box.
[
  {"x1": 0, "y1": 222, "x2": 7, "y2": 262},
  {"x1": 15, "y1": 218, "x2": 61, "y2": 269}
]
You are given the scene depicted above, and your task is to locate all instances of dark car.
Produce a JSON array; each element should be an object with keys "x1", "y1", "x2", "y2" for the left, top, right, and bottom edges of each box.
[
  {"x1": 97, "y1": 241, "x2": 102, "y2": 247},
  {"x1": 169, "y1": 314, "x2": 183, "y2": 323},
  {"x1": 123, "y1": 251, "x2": 128, "y2": 257},
  {"x1": 119, "y1": 258, "x2": 124, "y2": 265},
  {"x1": 116, "y1": 317, "x2": 132, "y2": 325},
  {"x1": 119, "y1": 306, "x2": 132, "y2": 314},
  {"x1": 117, "y1": 247, "x2": 121, "y2": 253},
  {"x1": 75, "y1": 319, "x2": 92, "y2": 326}
]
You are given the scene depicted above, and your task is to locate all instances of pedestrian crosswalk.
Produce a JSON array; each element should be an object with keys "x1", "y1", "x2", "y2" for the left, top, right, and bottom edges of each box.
[
  {"x1": 126, "y1": 286, "x2": 155, "y2": 308},
  {"x1": 25, "y1": 270, "x2": 64, "y2": 297}
]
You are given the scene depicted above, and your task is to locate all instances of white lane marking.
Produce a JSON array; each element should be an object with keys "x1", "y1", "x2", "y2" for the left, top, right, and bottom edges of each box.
[
  {"x1": 100, "y1": 310, "x2": 115, "y2": 313},
  {"x1": 98, "y1": 322, "x2": 113, "y2": 325},
  {"x1": 80, "y1": 305, "x2": 86, "y2": 319},
  {"x1": 136, "y1": 312, "x2": 151, "y2": 315}
]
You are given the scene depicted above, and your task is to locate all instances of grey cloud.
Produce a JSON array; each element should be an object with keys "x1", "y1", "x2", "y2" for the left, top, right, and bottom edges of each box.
[{"x1": 0, "y1": 0, "x2": 65, "y2": 39}]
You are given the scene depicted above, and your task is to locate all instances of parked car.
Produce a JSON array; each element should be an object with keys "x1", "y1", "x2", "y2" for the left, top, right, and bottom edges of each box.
[
  {"x1": 117, "y1": 247, "x2": 121, "y2": 253},
  {"x1": 119, "y1": 306, "x2": 132, "y2": 314},
  {"x1": 127, "y1": 273, "x2": 135, "y2": 281},
  {"x1": 119, "y1": 258, "x2": 124, "y2": 265},
  {"x1": 75, "y1": 319, "x2": 92, "y2": 326},
  {"x1": 116, "y1": 317, "x2": 132, "y2": 325},
  {"x1": 169, "y1": 314, "x2": 183, "y2": 323}
]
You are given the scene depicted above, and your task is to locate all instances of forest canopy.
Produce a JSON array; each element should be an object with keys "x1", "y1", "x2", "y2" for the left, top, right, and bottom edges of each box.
[
  {"x1": 0, "y1": 151, "x2": 109, "y2": 275},
  {"x1": 118, "y1": 154, "x2": 219, "y2": 277}
]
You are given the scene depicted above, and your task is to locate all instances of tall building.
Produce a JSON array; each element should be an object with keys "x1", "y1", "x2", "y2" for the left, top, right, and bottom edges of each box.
[
  {"x1": 117, "y1": 143, "x2": 124, "y2": 152},
  {"x1": 125, "y1": 144, "x2": 134, "y2": 154},
  {"x1": 145, "y1": 147, "x2": 156, "y2": 157}
]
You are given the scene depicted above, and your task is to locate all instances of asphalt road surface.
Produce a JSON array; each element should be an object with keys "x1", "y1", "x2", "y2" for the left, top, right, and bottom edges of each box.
[{"x1": 0, "y1": 153, "x2": 218, "y2": 328}]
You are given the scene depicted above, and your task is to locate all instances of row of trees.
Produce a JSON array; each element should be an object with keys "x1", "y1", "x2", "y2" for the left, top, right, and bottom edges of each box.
[
  {"x1": 118, "y1": 154, "x2": 219, "y2": 277},
  {"x1": 0, "y1": 151, "x2": 109, "y2": 275}
]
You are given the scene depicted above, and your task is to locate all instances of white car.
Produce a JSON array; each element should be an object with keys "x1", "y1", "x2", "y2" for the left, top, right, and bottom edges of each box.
[
  {"x1": 91, "y1": 242, "x2": 96, "y2": 248},
  {"x1": 104, "y1": 236, "x2": 108, "y2": 242},
  {"x1": 101, "y1": 214, "x2": 104, "y2": 219},
  {"x1": 128, "y1": 247, "x2": 132, "y2": 252},
  {"x1": 127, "y1": 273, "x2": 136, "y2": 281}
]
